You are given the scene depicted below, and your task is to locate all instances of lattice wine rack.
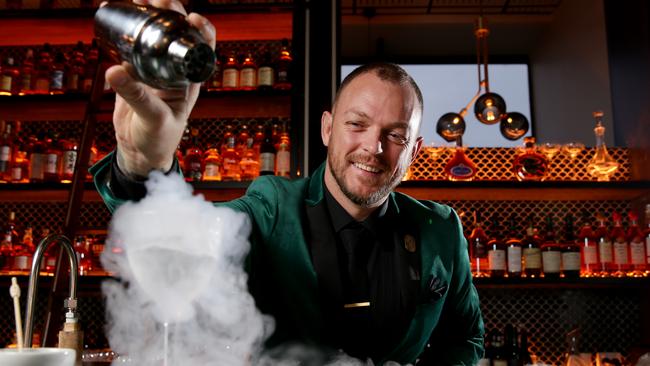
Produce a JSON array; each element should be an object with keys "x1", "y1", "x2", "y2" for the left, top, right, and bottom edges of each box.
[{"x1": 407, "y1": 146, "x2": 631, "y2": 181}]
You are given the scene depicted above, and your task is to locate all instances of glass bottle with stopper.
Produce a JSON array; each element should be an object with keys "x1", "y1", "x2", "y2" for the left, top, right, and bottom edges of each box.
[
  {"x1": 512, "y1": 136, "x2": 548, "y2": 181},
  {"x1": 587, "y1": 111, "x2": 618, "y2": 181},
  {"x1": 444, "y1": 136, "x2": 477, "y2": 182}
]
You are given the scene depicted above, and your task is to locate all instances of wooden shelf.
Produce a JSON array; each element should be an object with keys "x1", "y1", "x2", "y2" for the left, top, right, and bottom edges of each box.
[
  {"x1": 0, "y1": 90, "x2": 291, "y2": 120},
  {"x1": 473, "y1": 276, "x2": 650, "y2": 289},
  {"x1": 396, "y1": 180, "x2": 650, "y2": 201}
]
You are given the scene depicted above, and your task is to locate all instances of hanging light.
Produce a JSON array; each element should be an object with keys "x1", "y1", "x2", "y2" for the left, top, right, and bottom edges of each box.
[{"x1": 436, "y1": 15, "x2": 529, "y2": 141}]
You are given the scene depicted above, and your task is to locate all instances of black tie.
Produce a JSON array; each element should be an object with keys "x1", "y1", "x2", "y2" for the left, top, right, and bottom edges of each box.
[{"x1": 340, "y1": 223, "x2": 372, "y2": 302}]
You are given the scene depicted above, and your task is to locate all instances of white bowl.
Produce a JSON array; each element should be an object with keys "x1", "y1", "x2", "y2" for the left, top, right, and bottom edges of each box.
[{"x1": 0, "y1": 347, "x2": 76, "y2": 366}]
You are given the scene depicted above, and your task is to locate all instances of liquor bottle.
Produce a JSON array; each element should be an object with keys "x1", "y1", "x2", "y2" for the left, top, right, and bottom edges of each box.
[
  {"x1": 205, "y1": 50, "x2": 222, "y2": 92},
  {"x1": 12, "y1": 224, "x2": 34, "y2": 271},
  {"x1": 49, "y1": 51, "x2": 66, "y2": 95},
  {"x1": 1, "y1": 211, "x2": 20, "y2": 270},
  {"x1": 222, "y1": 50, "x2": 240, "y2": 91},
  {"x1": 587, "y1": 111, "x2": 618, "y2": 181},
  {"x1": 236, "y1": 123, "x2": 250, "y2": 159},
  {"x1": 274, "y1": 38, "x2": 292, "y2": 90},
  {"x1": 257, "y1": 48, "x2": 275, "y2": 90},
  {"x1": 577, "y1": 210, "x2": 599, "y2": 277},
  {"x1": 33, "y1": 43, "x2": 53, "y2": 94},
  {"x1": 221, "y1": 136, "x2": 241, "y2": 181},
  {"x1": 39, "y1": 228, "x2": 57, "y2": 273},
  {"x1": 491, "y1": 328, "x2": 507, "y2": 366},
  {"x1": 594, "y1": 213, "x2": 613, "y2": 277},
  {"x1": 82, "y1": 40, "x2": 100, "y2": 93},
  {"x1": 487, "y1": 215, "x2": 506, "y2": 278},
  {"x1": 0, "y1": 121, "x2": 13, "y2": 182},
  {"x1": 541, "y1": 215, "x2": 561, "y2": 279},
  {"x1": 610, "y1": 212, "x2": 629, "y2": 277},
  {"x1": 252, "y1": 122, "x2": 265, "y2": 159},
  {"x1": 220, "y1": 124, "x2": 234, "y2": 157},
  {"x1": 275, "y1": 121, "x2": 291, "y2": 178},
  {"x1": 522, "y1": 215, "x2": 542, "y2": 278},
  {"x1": 518, "y1": 329, "x2": 534, "y2": 366},
  {"x1": 65, "y1": 41, "x2": 86, "y2": 93},
  {"x1": 202, "y1": 144, "x2": 222, "y2": 181},
  {"x1": 239, "y1": 137, "x2": 259, "y2": 181},
  {"x1": 505, "y1": 215, "x2": 522, "y2": 278},
  {"x1": 43, "y1": 132, "x2": 61, "y2": 182},
  {"x1": 19, "y1": 49, "x2": 35, "y2": 95},
  {"x1": 29, "y1": 133, "x2": 46, "y2": 183},
  {"x1": 239, "y1": 51, "x2": 257, "y2": 91},
  {"x1": 1, "y1": 56, "x2": 20, "y2": 95},
  {"x1": 468, "y1": 211, "x2": 489, "y2": 278},
  {"x1": 74, "y1": 235, "x2": 93, "y2": 275},
  {"x1": 512, "y1": 136, "x2": 548, "y2": 181},
  {"x1": 561, "y1": 214, "x2": 581, "y2": 279},
  {"x1": 183, "y1": 127, "x2": 203, "y2": 182},
  {"x1": 11, "y1": 150, "x2": 29, "y2": 183},
  {"x1": 627, "y1": 211, "x2": 647, "y2": 276},
  {"x1": 259, "y1": 128, "x2": 275, "y2": 176},
  {"x1": 59, "y1": 134, "x2": 79, "y2": 183},
  {"x1": 444, "y1": 136, "x2": 477, "y2": 181},
  {"x1": 504, "y1": 324, "x2": 520, "y2": 366},
  {"x1": 646, "y1": 204, "x2": 650, "y2": 275}
]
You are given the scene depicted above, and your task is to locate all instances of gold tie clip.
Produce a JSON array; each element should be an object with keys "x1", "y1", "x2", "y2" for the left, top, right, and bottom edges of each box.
[{"x1": 343, "y1": 301, "x2": 371, "y2": 309}]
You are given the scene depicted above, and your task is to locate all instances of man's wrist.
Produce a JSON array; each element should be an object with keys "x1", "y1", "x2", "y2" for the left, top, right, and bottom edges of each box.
[{"x1": 115, "y1": 148, "x2": 175, "y2": 180}]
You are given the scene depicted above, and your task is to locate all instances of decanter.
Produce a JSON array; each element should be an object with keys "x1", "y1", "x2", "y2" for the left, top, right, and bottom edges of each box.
[
  {"x1": 444, "y1": 137, "x2": 477, "y2": 181},
  {"x1": 587, "y1": 111, "x2": 618, "y2": 181},
  {"x1": 512, "y1": 136, "x2": 548, "y2": 181}
]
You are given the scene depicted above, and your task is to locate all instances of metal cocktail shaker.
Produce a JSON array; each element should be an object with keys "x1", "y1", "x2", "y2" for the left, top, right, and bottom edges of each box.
[{"x1": 94, "y1": 2, "x2": 215, "y2": 89}]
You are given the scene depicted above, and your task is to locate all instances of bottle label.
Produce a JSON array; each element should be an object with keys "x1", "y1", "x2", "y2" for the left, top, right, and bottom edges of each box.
[
  {"x1": 35, "y1": 78, "x2": 50, "y2": 91},
  {"x1": 523, "y1": 247, "x2": 542, "y2": 269},
  {"x1": 562, "y1": 252, "x2": 581, "y2": 271},
  {"x1": 223, "y1": 69, "x2": 239, "y2": 88},
  {"x1": 449, "y1": 163, "x2": 473, "y2": 178},
  {"x1": 51, "y1": 70, "x2": 64, "y2": 90},
  {"x1": 542, "y1": 251, "x2": 561, "y2": 273},
  {"x1": 0, "y1": 145, "x2": 10, "y2": 162},
  {"x1": 1, "y1": 75, "x2": 12, "y2": 92},
  {"x1": 613, "y1": 241, "x2": 628, "y2": 265},
  {"x1": 583, "y1": 245, "x2": 598, "y2": 265},
  {"x1": 204, "y1": 163, "x2": 221, "y2": 180},
  {"x1": 493, "y1": 360, "x2": 508, "y2": 366},
  {"x1": 488, "y1": 249, "x2": 506, "y2": 270},
  {"x1": 630, "y1": 240, "x2": 645, "y2": 265},
  {"x1": 30, "y1": 153, "x2": 44, "y2": 179},
  {"x1": 259, "y1": 152, "x2": 275, "y2": 172},
  {"x1": 11, "y1": 166, "x2": 22, "y2": 181},
  {"x1": 21, "y1": 75, "x2": 31, "y2": 91},
  {"x1": 240, "y1": 68, "x2": 256, "y2": 88},
  {"x1": 599, "y1": 239, "x2": 613, "y2": 263},
  {"x1": 62, "y1": 151, "x2": 77, "y2": 175},
  {"x1": 258, "y1": 66, "x2": 274, "y2": 86},
  {"x1": 45, "y1": 153, "x2": 58, "y2": 174},
  {"x1": 276, "y1": 150, "x2": 290, "y2": 175},
  {"x1": 507, "y1": 246, "x2": 522, "y2": 272},
  {"x1": 277, "y1": 70, "x2": 288, "y2": 83}
]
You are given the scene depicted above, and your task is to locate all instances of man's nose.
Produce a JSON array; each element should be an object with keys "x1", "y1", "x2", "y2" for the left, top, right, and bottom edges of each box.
[{"x1": 362, "y1": 132, "x2": 384, "y2": 155}]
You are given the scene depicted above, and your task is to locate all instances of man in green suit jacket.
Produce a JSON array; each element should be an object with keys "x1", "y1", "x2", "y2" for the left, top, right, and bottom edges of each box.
[{"x1": 94, "y1": 2, "x2": 484, "y2": 362}]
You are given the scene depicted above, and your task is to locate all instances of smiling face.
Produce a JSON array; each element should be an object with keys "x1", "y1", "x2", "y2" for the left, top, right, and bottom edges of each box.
[{"x1": 321, "y1": 70, "x2": 423, "y2": 215}]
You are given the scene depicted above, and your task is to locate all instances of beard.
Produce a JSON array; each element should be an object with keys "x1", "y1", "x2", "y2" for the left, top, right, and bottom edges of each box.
[{"x1": 327, "y1": 150, "x2": 407, "y2": 207}]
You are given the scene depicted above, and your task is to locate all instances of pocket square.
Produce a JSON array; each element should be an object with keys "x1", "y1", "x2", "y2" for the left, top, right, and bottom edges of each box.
[{"x1": 422, "y1": 275, "x2": 448, "y2": 303}]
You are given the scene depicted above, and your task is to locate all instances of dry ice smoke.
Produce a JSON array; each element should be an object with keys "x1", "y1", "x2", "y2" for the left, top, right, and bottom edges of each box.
[
  {"x1": 102, "y1": 171, "x2": 270, "y2": 365},
  {"x1": 101, "y1": 172, "x2": 409, "y2": 366}
]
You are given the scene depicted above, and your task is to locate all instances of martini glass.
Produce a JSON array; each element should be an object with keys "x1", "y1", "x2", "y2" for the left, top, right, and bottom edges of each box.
[{"x1": 562, "y1": 142, "x2": 585, "y2": 180}]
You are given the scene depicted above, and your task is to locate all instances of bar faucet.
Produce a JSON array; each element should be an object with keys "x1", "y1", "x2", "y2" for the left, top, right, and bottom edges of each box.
[{"x1": 23, "y1": 234, "x2": 79, "y2": 348}]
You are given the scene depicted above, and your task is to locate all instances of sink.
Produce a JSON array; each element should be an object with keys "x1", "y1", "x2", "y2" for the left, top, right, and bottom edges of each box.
[{"x1": 0, "y1": 347, "x2": 76, "y2": 366}]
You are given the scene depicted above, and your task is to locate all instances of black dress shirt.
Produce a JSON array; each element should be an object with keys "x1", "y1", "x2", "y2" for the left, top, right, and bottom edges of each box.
[{"x1": 321, "y1": 187, "x2": 419, "y2": 361}]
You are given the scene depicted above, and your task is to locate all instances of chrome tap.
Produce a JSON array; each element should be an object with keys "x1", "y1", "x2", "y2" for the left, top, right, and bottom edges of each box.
[{"x1": 23, "y1": 234, "x2": 78, "y2": 348}]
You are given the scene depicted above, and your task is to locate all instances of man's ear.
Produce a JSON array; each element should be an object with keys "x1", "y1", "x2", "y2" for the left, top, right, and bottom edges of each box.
[
  {"x1": 409, "y1": 136, "x2": 424, "y2": 164},
  {"x1": 321, "y1": 111, "x2": 333, "y2": 147}
]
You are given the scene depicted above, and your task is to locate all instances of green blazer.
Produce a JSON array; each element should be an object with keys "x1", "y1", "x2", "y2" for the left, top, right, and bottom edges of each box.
[{"x1": 91, "y1": 153, "x2": 484, "y2": 365}]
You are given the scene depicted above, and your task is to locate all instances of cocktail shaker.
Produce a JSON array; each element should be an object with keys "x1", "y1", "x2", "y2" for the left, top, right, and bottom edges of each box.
[{"x1": 94, "y1": 2, "x2": 215, "y2": 89}]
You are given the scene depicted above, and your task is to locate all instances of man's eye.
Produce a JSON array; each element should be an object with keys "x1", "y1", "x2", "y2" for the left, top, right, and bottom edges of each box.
[{"x1": 388, "y1": 133, "x2": 407, "y2": 144}]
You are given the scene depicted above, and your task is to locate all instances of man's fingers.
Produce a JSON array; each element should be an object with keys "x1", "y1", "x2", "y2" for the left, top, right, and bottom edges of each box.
[
  {"x1": 106, "y1": 64, "x2": 169, "y2": 124},
  {"x1": 149, "y1": 0, "x2": 187, "y2": 15},
  {"x1": 187, "y1": 13, "x2": 216, "y2": 50}
]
